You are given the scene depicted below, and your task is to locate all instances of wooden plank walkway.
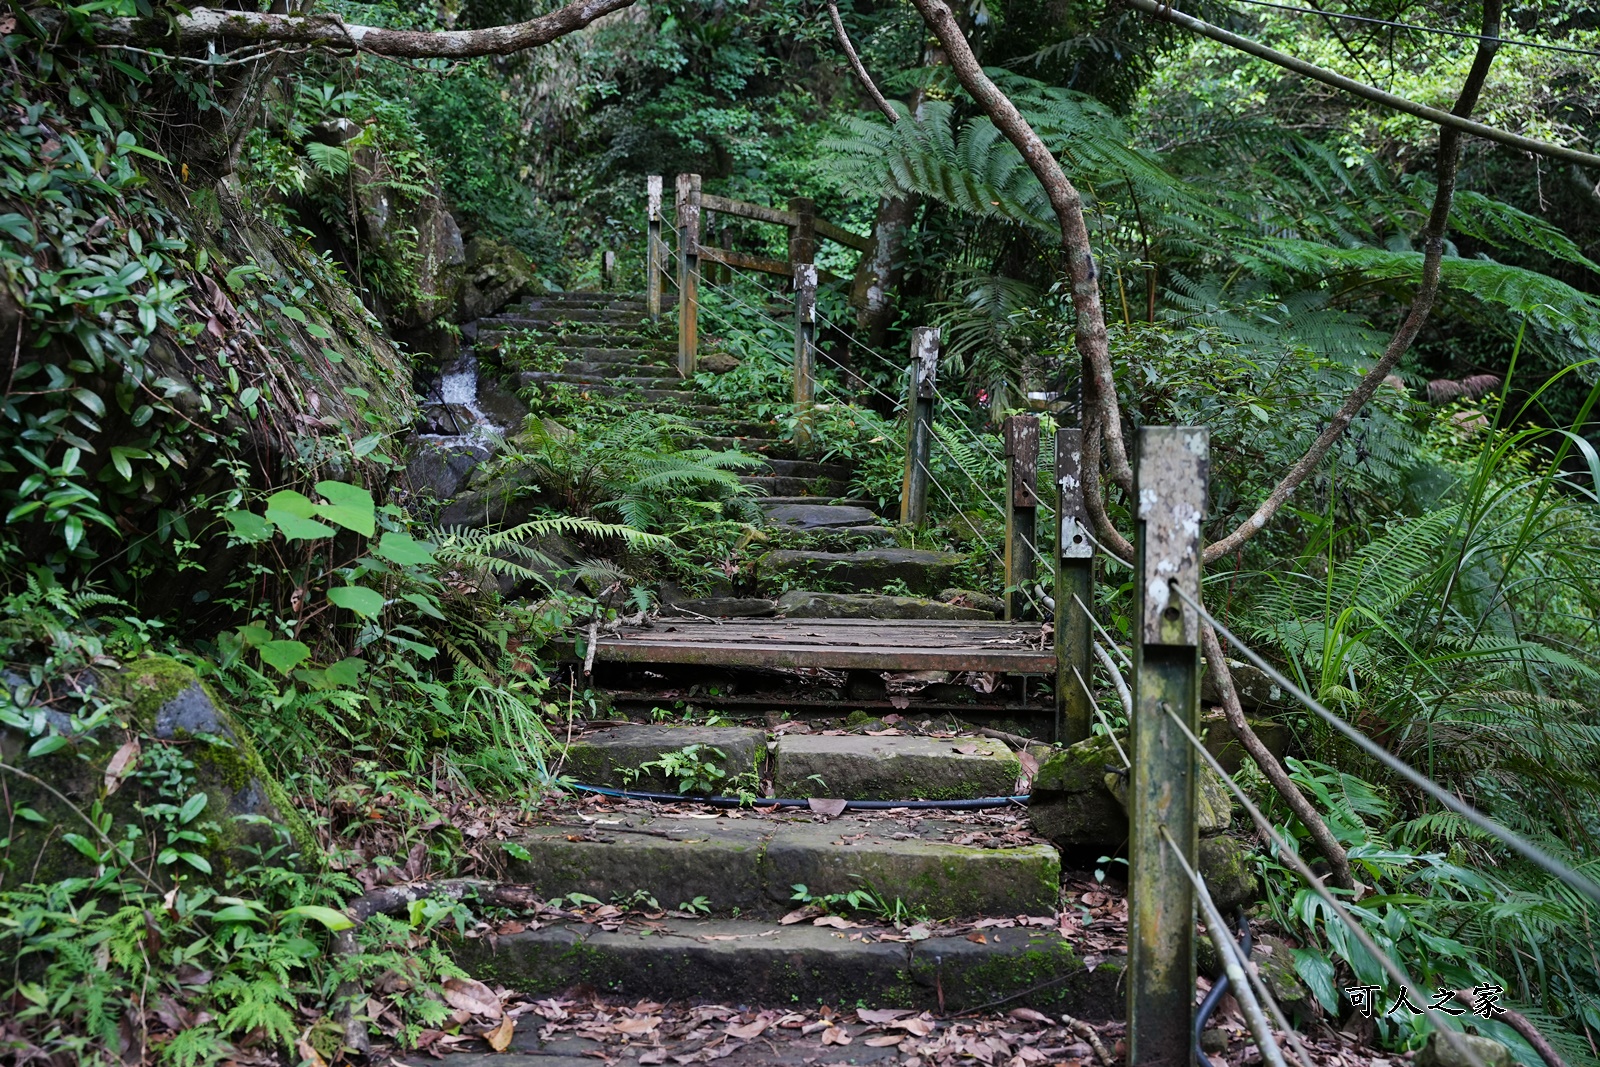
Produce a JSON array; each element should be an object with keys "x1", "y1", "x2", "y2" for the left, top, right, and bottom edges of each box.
[{"x1": 587, "y1": 618, "x2": 1054, "y2": 673}]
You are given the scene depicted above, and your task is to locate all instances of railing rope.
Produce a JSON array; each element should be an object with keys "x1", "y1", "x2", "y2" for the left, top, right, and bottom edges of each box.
[
  {"x1": 899, "y1": 327, "x2": 939, "y2": 528},
  {"x1": 1055, "y1": 428, "x2": 1096, "y2": 742},
  {"x1": 1128, "y1": 425, "x2": 1209, "y2": 1067}
]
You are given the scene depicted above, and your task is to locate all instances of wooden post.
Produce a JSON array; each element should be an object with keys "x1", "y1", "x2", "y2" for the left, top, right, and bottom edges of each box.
[
  {"x1": 1003, "y1": 415, "x2": 1040, "y2": 621},
  {"x1": 794, "y1": 263, "x2": 817, "y2": 449},
  {"x1": 602, "y1": 250, "x2": 616, "y2": 291},
  {"x1": 646, "y1": 176, "x2": 663, "y2": 321},
  {"x1": 788, "y1": 197, "x2": 817, "y2": 272},
  {"x1": 1054, "y1": 428, "x2": 1095, "y2": 743},
  {"x1": 899, "y1": 327, "x2": 939, "y2": 527},
  {"x1": 676, "y1": 173, "x2": 701, "y2": 378},
  {"x1": 1128, "y1": 426, "x2": 1209, "y2": 1067}
]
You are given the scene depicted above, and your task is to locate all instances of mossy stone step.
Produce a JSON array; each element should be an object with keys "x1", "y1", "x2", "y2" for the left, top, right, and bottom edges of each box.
[
  {"x1": 515, "y1": 371, "x2": 680, "y2": 390},
  {"x1": 454, "y1": 916, "x2": 1117, "y2": 1014},
  {"x1": 736, "y1": 475, "x2": 850, "y2": 497},
  {"x1": 500, "y1": 809, "x2": 1058, "y2": 918},
  {"x1": 492, "y1": 308, "x2": 647, "y2": 325},
  {"x1": 773, "y1": 590, "x2": 993, "y2": 620},
  {"x1": 563, "y1": 723, "x2": 766, "y2": 792},
  {"x1": 773, "y1": 733, "x2": 1018, "y2": 799},
  {"x1": 758, "y1": 548, "x2": 966, "y2": 597}
]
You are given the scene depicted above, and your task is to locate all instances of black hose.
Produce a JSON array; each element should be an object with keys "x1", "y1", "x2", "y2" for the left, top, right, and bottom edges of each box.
[
  {"x1": 1194, "y1": 906, "x2": 1252, "y2": 1067},
  {"x1": 567, "y1": 782, "x2": 1031, "y2": 810}
]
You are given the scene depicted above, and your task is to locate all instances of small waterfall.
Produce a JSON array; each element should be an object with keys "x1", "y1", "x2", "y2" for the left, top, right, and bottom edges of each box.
[{"x1": 419, "y1": 351, "x2": 505, "y2": 445}]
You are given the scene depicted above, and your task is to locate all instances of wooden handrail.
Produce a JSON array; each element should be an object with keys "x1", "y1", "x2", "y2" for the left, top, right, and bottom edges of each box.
[
  {"x1": 696, "y1": 245, "x2": 791, "y2": 278},
  {"x1": 700, "y1": 192, "x2": 873, "y2": 253}
]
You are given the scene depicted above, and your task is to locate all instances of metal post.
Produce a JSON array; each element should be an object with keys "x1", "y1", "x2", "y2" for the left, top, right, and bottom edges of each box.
[
  {"x1": 899, "y1": 327, "x2": 939, "y2": 527},
  {"x1": 1003, "y1": 415, "x2": 1040, "y2": 621},
  {"x1": 788, "y1": 197, "x2": 817, "y2": 273},
  {"x1": 1055, "y1": 427, "x2": 1095, "y2": 743},
  {"x1": 646, "y1": 176, "x2": 663, "y2": 321},
  {"x1": 676, "y1": 173, "x2": 701, "y2": 378},
  {"x1": 1128, "y1": 426, "x2": 1209, "y2": 1067},
  {"x1": 794, "y1": 263, "x2": 817, "y2": 449}
]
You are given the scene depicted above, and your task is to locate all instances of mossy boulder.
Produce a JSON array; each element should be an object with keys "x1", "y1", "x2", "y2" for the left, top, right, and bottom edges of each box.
[
  {"x1": 1, "y1": 655, "x2": 315, "y2": 885},
  {"x1": 1197, "y1": 835, "x2": 1260, "y2": 912},
  {"x1": 1417, "y1": 1033, "x2": 1513, "y2": 1067},
  {"x1": 459, "y1": 235, "x2": 534, "y2": 321}
]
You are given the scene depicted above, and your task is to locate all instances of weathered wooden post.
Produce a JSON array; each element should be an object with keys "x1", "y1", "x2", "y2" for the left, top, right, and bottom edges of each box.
[
  {"x1": 899, "y1": 327, "x2": 939, "y2": 527},
  {"x1": 602, "y1": 250, "x2": 616, "y2": 291},
  {"x1": 793, "y1": 263, "x2": 817, "y2": 449},
  {"x1": 1128, "y1": 426, "x2": 1208, "y2": 1067},
  {"x1": 1054, "y1": 428, "x2": 1095, "y2": 743},
  {"x1": 1003, "y1": 415, "x2": 1040, "y2": 621},
  {"x1": 788, "y1": 197, "x2": 817, "y2": 273},
  {"x1": 676, "y1": 173, "x2": 702, "y2": 378},
  {"x1": 646, "y1": 176, "x2": 664, "y2": 321}
]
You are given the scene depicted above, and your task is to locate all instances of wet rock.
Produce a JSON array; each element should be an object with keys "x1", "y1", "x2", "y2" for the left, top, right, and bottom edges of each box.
[
  {"x1": 759, "y1": 548, "x2": 964, "y2": 596},
  {"x1": 775, "y1": 590, "x2": 992, "y2": 620},
  {"x1": 773, "y1": 733, "x2": 1018, "y2": 800},
  {"x1": 418, "y1": 402, "x2": 479, "y2": 436},
  {"x1": 1028, "y1": 732, "x2": 1129, "y2": 853},
  {"x1": 406, "y1": 440, "x2": 490, "y2": 501},
  {"x1": 1417, "y1": 1034, "x2": 1512, "y2": 1067},
  {"x1": 562, "y1": 724, "x2": 766, "y2": 793}
]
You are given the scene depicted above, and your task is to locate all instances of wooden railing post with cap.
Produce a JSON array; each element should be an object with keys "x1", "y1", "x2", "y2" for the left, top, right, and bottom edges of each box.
[
  {"x1": 793, "y1": 263, "x2": 817, "y2": 449},
  {"x1": 675, "y1": 173, "x2": 702, "y2": 378},
  {"x1": 1054, "y1": 427, "x2": 1095, "y2": 742},
  {"x1": 646, "y1": 176, "x2": 664, "y2": 321},
  {"x1": 899, "y1": 327, "x2": 939, "y2": 527},
  {"x1": 602, "y1": 250, "x2": 616, "y2": 291},
  {"x1": 1003, "y1": 415, "x2": 1040, "y2": 621},
  {"x1": 1128, "y1": 425, "x2": 1209, "y2": 1067}
]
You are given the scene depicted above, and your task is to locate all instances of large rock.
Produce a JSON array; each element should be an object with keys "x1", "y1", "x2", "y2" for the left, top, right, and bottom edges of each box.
[
  {"x1": 1029, "y1": 732, "x2": 1129, "y2": 852},
  {"x1": 458, "y1": 236, "x2": 534, "y2": 322},
  {"x1": 759, "y1": 548, "x2": 964, "y2": 596},
  {"x1": 665, "y1": 597, "x2": 778, "y2": 618},
  {"x1": 775, "y1": 590, "x2": 993, "y2": 620},
  {"x1": 562, "y1": 724, "x2": 767, "y2": 793},
  {"x1": 1417, "y1": 1034, "x2": 1513, "y2": 1067},
  {"x1": 1201, "y1": 714, "x2": 1290, "y2": 775},
  {"x1": 405, "y1": 440, "x2": 490, "y2": 500},
  {"x1": 0, "y1": 656, "x2": 314, "y2": 883},
  {"x1": 1197, "y1": 835, "x2": 1260, "y2": 912},
  {"x1": 1201, "y1": 657, "x2": 1284, "y2": 708},
  {"x1": 763, "y1": 503, "x2": 878, "y2": 530},
  {"x1": 773, "y1": 733, "x2": 1019, "y2": 800}
]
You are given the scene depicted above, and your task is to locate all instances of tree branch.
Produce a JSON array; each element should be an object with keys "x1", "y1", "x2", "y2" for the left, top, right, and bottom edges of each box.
[
  {"x1": 826, "y1": 2, "x2": 899, "y2": 125},
  {"x1": 907, "y1": 0, "x2": 1134, "y2": 494},
  {"x1": 1202, "y1": 0, "x2": 1504, "y2": 564},
  {"x1": 49, "y1": 0, "x2": 638, "y2": 59},
  {"x1": 1123, "y1": 0, "x2": 1599, "y2": 169}
]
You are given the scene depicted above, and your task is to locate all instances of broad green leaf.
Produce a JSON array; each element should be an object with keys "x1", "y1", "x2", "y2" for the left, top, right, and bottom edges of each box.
[
  {"x1": 179, "y1": 852, "x2": 213, "y2": 874},
  {"x1": 63, "y1": 833, "x2": 101, "y2": 862},
  {"x1": 258, "y1": 640, "x2": 311, "y2": 676},
  {"x1": 503, "y1": 842, "x2": 532, "y2": 861},
  {"x1": 279, "y1": 904, "x2": 355, "y2": 931},
  {"x1": 223, "y1": 510, "x2": 274, "y2": 543},
  {"x1": 212, "y1": 904, "x2": 264, "y2": 923},
  {"x1": 401, "y1": 592, "x2": 446, "y2": 620},
  {"x1": 237, "y1": 623, "x2": 272, "y2": 647},
  {"x1": 28, "y1": 734, "x2": 69, "y2": 758},
  {"x1": 314, "y1": 481, "x2": 375, "y2": 537},
  {"x1": 324, "y1": 657, "x2": 366, "y2": 688},
  {"x1": 263, "y1": 507, "x2": 336, "y2": 541},
  {"x1": 328, "y1": 584, "x2": 384, "y2": 618},
  {"x1": 374, "y1": 532, "x2": 435, "y2": 567},
  {"x1": 178, "y1": 793, "x2": 208, "y2": 824},
  {"x1": 264, "y1": 489, "x2": 317, "y2": 517}
]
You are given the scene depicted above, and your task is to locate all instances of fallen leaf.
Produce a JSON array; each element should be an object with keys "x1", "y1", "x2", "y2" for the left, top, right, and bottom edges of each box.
[
  {"x1": 294, "y1": 1033, "x2": 329, "y2": 1067},
  {"x1": 896, "y1": 1017, "x2": 936, "y2": 1037},
  {"x1": 808, "y1": 798, "x2": 847, "y2": 817},
  {"x1": 441, "y1": 976, "x2": 501, "y2": 1019},
  {"x1": 857, "y1": 1008, "x2": 915, "y2": 1025},
  {"x1": 727, "y1": 1020, "x2": 769, "y2": 1040},
  {"x1": 1007, "y1": 1008, "x2": 1054, "y2": 1025},
  {"x1": 104, "y1": 740, "x2": 140, "y2": 795},
  {"x1": 866, "y1": 1034, "x2": 906, "y2": 1047},
  {"x1": 614, "y1": 1015, "x2": 660, "y2": 1034},
  {"x1": 821, "y1": 1026, "x2": 853, "y2": 1046},
  {"x1": 640, "y1": 1050, "x2": 667, "y2": 1065},
  {"x1": 485, "y1": 1015, "x2": 515, "y2": 1051},
  {"x1": 813, "y1": 915, "x2": 864, "y2": 929},
  {"x1": 966, "y1": 932, "x2": 987, "y2": 944},
  {"x1": 779, "y1": 907, "x2": 818, "y2": 924}
]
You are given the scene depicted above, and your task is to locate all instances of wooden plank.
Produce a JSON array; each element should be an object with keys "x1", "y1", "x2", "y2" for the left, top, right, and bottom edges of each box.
[
  {"x1": 697, "y1": 244, "x2": 792, "y2": 277},
  {"x1": 815, "y1": 218, "x2": 874, "y2": 253},
  {"x1": 701, "y1": 193, "x2": 800, "y2": 228}
]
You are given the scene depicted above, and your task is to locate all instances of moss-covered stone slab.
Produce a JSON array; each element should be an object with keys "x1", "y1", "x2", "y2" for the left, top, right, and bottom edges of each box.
[
  {"x1": 1028, "y1": 732, "x2": 1129, "y2": 853},
  {"x1": 758, "y1": 548, "x2": 964, "y2": 596},
  {"x1": 561, "y1": 723, "x2": 767, "y2": 792},
  {"x1": 455, "y1": 918, "x2": 1120, "y2": 1014},
  {"x1": 763, "y1": 821, "x2": 1058, "y2": 917},
  {"x1": 774, "y1": 591, "x2": 993, "y2": 620},
  {"x1": 773, "y1": 734, "x2": 1018, "y2": 800}
]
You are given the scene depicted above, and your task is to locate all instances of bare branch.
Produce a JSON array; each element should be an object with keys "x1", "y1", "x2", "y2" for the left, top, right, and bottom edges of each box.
[
  {"x1": 48, "y1": 0, "x2": 638, "y2": 59},
  {"x1": 907, "y1": 0, "x2": 1134, "y2": 494},
  {"x1": 1203, "y1": 0, "x2": 1504, "y2": 565},
  {"x1": 1124, "y1": 0, "x2": 1599, "y2": 169},
  {"x1": 826, "y1": 2, "x2": 899, "y2": 125}
]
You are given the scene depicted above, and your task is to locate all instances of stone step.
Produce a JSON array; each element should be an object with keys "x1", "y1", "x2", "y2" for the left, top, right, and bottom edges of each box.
[
  {"x1": 773, "y1": 589, "x2": 996, "y2": 621},
  {"x1": 556, "y1": 361, "x2": 673, "y2": 379},
  {"x1": 516, "y1": 371, "x2": 681, "y2": 391},
  {"x1": 476, "y1": 329, "x2": 670, "y2": 353},
  {"x1": 513, "y1": 293, "x2": 647, "y2": 309},
  {"x1": 757, "y1": 494, "x2": 881, "y2": 509},
  {"x1": 761, "y1": 458, "x2": 852, "y2": 480},
  {"x1": 735, "y1": 475, "x2": 851, "y2": 497},
  {"x1": 757, "y1": 548, "x2": 965, "y2": 597},
  {"x1": 763, "y1": 501, "x2": 879, "y2": 529},
  {"x1": 490, "y1": 308, "x2": 648, "y2": 325},
  {"x1": 498, "y1": 804, "x2": 1056, "y2": 918},
  {"x1": 455, "y1": 916, "x2": 1116, "y2": 1014}
]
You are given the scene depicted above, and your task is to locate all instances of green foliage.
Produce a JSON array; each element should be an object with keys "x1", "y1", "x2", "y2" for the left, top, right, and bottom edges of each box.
[{"x1": 790, "y1": 882, "x2": 931, "y2": 926}]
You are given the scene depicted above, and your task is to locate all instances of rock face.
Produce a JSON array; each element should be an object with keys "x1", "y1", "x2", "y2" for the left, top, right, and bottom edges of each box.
[
  {"x1": 458, "y1": 236, "x2": 534, "y2": 322},
  {"x1": 772, "y1": 734, "x2": 1019, "y2": 800},
  {"x1": 0, "y1": 656, "x2": 313, "y2": 883},
  {"x1": 699, "y1": 351, "x2": 741, "y2": 374},
  {"x1": 759, "y1": 548, "x2": 964, "y2": 596},
  {"x1": 775, "y1": 590, "x2": 993, "y2": 620},
  {"x1": 1201, "y1": 657, "x2": 1283, "y2": 708},
  {"x1": 1197, "y1": 835, "x2": 1260, "y2": 912},
  {"x1": 406, "y1": 440, "x2": 490, "y2": 500}
]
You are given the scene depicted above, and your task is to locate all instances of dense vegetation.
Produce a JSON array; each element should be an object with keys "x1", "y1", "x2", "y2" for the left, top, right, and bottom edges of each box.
[{"x1": 2, "y1": 0, "x2": 1598, "y2": 1064}]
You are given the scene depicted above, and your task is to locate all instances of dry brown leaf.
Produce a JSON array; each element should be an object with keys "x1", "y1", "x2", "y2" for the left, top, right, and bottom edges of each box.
[
  {"x1": 104, "y1": 740, "x2": 140, "y2": 795},
  {"x1": 726, "y1": 1020, "x2": 769, "y2": 1040},
  {"x1": 614, "y1": 1015, "x2": 661, "y2": 1034},
  {"x1": 294, "y1": 1034, "x2": 329, "y2": 1067},
  {"x1": 857, "y1": 1009, "x2": 915, "y2": 1024},
  {"x1": 639, "y1": 1050, "x2": 667, "y2": 1065},
  {"x1": 484, "y1": 1015, "x2": 515, "y2": 1052},
  {"x1": 821, "y1": 1026, "x2": 853, "y2": 1046},
  {"x1": 779, "y1": 907, "x2": 817, "y2": 925},
  {"x1": 1006, "y1": 1008, "x2": 1053, "y2": 1025},
  {"x1": 808, "y1": 798, "x2": 847, "y2": 817},
  {"x1": 441, "y1": 976, "x2": 501, "y2": 1019},
  {"x1": 896, "y1": 1017, "x2": 936, "y2": 1037},
  {"x1": 813, "y1": 915, "x2": 864, "y2": 929},
  {"x1": 966, "y1": 932, "x2": 987, "y2": 944},
  {"x1": 865, "y1": 1034, "x2": 906, "y2": 1047}
]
